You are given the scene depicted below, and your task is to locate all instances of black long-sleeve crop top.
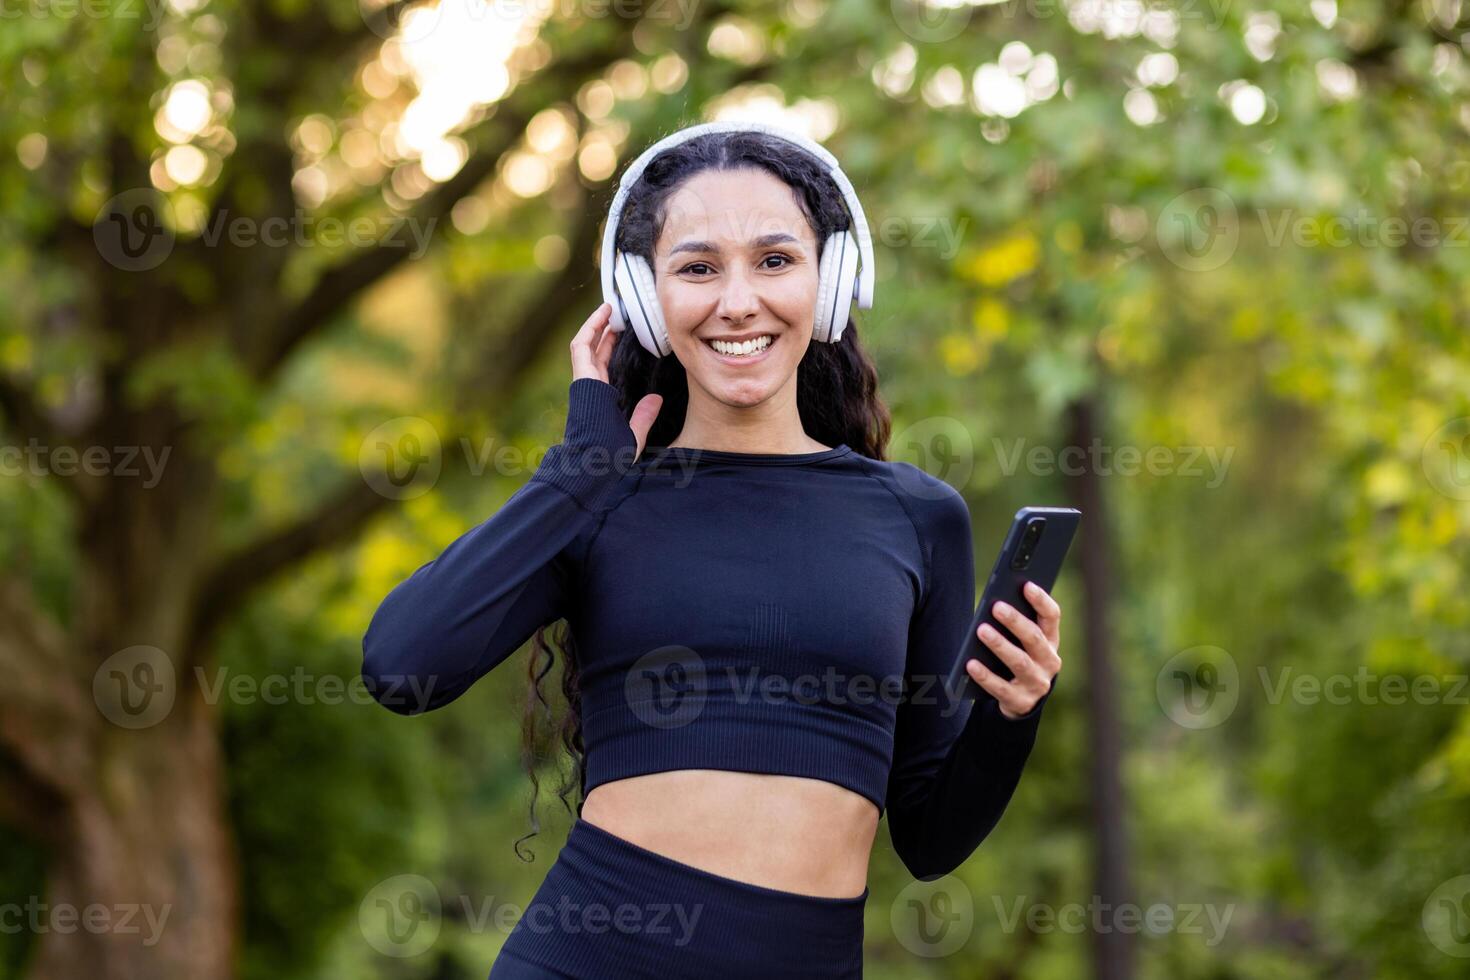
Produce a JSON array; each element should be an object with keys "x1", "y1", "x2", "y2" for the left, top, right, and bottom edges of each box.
[{"x1": 361, "y1": 378, "x2": 1052, "y2": 880}]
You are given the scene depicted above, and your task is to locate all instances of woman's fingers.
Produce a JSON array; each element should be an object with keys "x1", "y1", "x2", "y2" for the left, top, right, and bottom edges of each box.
[
  {"x1": 571, "y1": 302, "x2": 613, "y2": 382},
  {"x1": 628, "y1": 393, "x2": 664, "y2": 459},
  {"x1": 965, "y1": 657, "x2": 1008, "y2": 699},
  {"x1": 965, "y1": 658, "x2": 1032, "y2": 719},
  {"x1": 991, "y1": 602, "x2": 1048, "y2": 659},
  {"x1": 1023, "y1": 581, "x2": 1062, "y2": 649},
  {"x1": 976, "y1": 621, "x2": 1044, "y2": 686},
  {"x1": 972, "y1": 590, "x2": 1065, "y2": 719},
  {"x1": 570, "y1": 302, "x2": 656, "y2": 456},
  {"x1": 594, "y1": 308, "x2": 618, "y2": 373}
]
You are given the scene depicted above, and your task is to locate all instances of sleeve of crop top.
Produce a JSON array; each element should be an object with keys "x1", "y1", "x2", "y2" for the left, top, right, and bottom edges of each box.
[
  {"x1": 361, "y1": 378, "x2": 636, "y2": 715},
  {"x1": 883, "y1": 474, "x2": 1054, "y2": 881}
]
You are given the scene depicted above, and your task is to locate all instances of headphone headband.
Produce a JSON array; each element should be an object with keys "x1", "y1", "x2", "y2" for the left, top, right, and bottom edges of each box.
[{"x1": 599, "y1": 120, "x2": 876, "y2": 335}]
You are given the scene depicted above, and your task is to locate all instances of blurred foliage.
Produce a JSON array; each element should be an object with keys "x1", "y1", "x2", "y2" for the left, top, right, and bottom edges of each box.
[{"x1": 2, "y1": 0, "x2": 1470, "y2": 977}]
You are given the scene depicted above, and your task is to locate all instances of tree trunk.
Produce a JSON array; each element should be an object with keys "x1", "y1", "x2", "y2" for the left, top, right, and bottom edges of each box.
[
  {"x1": 1064, "y1": 394, "x2": 1135, "y2": 980},
  {"x1": 27, "y1": 686, "x2": 239, "y2": 980},
  {"x1": 13, "y1": 423, "x2": 241, "y2": 980}
]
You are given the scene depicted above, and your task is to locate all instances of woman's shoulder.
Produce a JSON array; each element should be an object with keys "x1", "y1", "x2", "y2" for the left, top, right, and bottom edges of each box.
[{"x1": 843, "y1": 452, "x2": 971, "y2": 535}]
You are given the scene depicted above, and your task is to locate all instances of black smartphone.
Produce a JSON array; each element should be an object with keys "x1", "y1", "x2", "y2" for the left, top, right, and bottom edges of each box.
[{"x1": 947, "y1": 506, "x2": 1082, "y2": 700}]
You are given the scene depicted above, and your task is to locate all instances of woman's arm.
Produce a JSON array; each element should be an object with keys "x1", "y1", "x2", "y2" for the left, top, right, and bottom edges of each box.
[
  {"x1": 883, "y1": 477, "x2": 1054, "y2": 881},
  {"x1": 361, "y1": 377, "x2": 636, "y2": 715}
]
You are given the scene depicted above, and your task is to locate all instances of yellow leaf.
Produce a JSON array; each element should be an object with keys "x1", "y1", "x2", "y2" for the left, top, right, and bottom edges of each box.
[
  {"x1": 1230, "y1": 307, "x2": 1264, "y2": 340},
  {"x1": 971, "y1": 297, "x2": 1009, "y2": 339},
  {"x1": 2, "y1": 334, "x2": 33, "y2": 371},
  {"x1": 1363, "y1": 459, "x2": 1411, "y2": 507},
  {"x1": 939, "y1": 334, "x2": 980, "y2": 376},
  {"x1": 961, "y1": 232, "x2": 1039, "y2": 287},
  {"x1": 1427, "y1": 500, "x2": 1462, "y2": 547}
]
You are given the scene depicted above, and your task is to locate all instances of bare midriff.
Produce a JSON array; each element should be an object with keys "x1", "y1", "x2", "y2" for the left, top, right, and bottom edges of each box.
[{"x1": 579, "y1": 770, "x2": 880, "y2": 899}]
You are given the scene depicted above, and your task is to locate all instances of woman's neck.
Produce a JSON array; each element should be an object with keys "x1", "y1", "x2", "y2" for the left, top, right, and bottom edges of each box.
[{"x1": 669, "y1": 392, "x2": 828, "y2": 454}]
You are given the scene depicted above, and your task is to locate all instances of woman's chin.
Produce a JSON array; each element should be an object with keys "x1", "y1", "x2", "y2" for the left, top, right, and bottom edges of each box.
[
  {"x1": 689, "y1": 367, "x2": 784, "y2": 405},
  {"x1": 705, "y1": 377, "x2": 775, "y2": 406}
]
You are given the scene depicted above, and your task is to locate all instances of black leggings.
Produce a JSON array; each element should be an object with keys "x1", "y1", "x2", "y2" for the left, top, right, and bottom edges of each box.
[{"x1": 487, "y1": 817, "x2": 868, "y2": 979}]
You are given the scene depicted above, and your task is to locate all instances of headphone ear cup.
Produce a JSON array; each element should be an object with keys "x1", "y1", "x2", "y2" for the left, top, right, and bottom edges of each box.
[
  {"x1": 814, "y1": 230, "x2": 859, "y2": 344},
  {"x1": 812, "y1": 231, "x2": 840, "y2": 343},
  {"x1": 613, "y1": 251, "x2": 669, "y2": 357},
  {"x1": 626, "y1": 254, "x2": 670, "y2": 357}
]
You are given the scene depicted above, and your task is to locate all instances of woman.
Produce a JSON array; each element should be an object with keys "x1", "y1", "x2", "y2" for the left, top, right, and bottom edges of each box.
[{"x1": 361, "y1": 126, "x2": 1062, "y2": 979}]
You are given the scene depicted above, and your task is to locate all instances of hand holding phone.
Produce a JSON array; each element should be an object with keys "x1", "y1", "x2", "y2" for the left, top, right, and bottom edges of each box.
[{"x1": 948, "y1": 506, "x2": 1080, "y2": 707}]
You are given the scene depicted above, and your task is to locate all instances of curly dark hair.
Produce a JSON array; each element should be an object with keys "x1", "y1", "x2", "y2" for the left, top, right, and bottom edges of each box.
[{"x1": 512, "y1": 128, "x2": 894, "y2": 862}]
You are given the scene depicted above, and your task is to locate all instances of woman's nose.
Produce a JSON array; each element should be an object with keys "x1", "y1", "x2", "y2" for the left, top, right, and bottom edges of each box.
[{"x1": 717, "y1": 267, "x2": 760, "y2": 322}]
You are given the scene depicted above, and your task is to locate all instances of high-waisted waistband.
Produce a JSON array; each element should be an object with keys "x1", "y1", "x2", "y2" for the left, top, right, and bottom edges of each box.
[{"x1": 488, "y1": 817, "x2": 868, "y2": 979}]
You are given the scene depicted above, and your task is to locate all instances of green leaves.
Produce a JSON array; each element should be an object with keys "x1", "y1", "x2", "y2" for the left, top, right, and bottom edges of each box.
[{"x1": 127, "y1": 336, "x2": 262, "y2": 450}]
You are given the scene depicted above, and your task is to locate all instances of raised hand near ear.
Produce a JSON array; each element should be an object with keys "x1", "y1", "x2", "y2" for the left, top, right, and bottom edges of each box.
[{"x1": 571, "y1": 302, "x2": 663, "y2": 459}]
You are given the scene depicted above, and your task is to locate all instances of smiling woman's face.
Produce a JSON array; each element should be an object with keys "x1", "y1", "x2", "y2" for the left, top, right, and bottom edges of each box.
[{"x1": 653, "y1": 167, "x2": 820, "y2": 408}]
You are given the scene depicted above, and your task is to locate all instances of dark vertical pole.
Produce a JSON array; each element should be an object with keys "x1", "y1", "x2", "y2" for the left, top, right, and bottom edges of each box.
[{"x1": 1064, "y1": 393, "x2": 1134, "y2": 980}]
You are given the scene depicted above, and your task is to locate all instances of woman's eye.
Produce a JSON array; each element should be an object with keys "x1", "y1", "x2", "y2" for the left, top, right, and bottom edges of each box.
[{"x1": 679, "y1": 254, "x2": 792, "y2": 276}]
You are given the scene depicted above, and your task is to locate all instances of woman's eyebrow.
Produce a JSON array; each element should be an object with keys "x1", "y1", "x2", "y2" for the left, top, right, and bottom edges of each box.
[{"x1": 668, "y1": 232, "x2": 801, "y2": 257}]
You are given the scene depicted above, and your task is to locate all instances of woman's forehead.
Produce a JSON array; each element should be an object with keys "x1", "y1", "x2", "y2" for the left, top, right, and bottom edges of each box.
[{"x1": 659, "y1": 172, "x2": 814, "y2": 251}]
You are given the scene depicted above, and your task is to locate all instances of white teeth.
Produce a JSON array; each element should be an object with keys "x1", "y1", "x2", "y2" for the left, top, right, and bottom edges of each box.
[{"x1": 709, "y1": 335, "x2": 773, "y2": 356}]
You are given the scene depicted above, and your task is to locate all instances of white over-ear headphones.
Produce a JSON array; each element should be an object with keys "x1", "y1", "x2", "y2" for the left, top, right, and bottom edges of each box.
[{"x1": 599, "y1": 120, "x2": 876, "y2": 358}]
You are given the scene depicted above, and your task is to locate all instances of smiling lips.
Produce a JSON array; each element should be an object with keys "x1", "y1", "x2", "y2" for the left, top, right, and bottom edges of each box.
[{"x1": 704, "y1": 334, "x2": 776, "y2": 362}]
